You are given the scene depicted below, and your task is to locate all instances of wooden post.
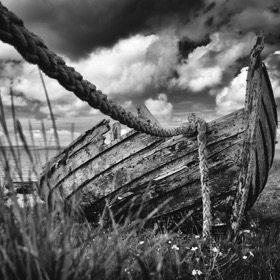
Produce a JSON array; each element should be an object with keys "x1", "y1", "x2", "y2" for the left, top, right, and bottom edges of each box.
[
  {"x1": 110, "y1": 122, "x2": 121, "y2": 142},
  {"x1": 137, "y1": 105, "x2": 162, "y2": 127}
]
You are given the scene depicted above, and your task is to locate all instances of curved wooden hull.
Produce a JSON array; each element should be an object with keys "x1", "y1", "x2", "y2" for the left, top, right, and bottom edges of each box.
[{"x1": 39, "y1": 62, "x2": 277, "y2": 226}]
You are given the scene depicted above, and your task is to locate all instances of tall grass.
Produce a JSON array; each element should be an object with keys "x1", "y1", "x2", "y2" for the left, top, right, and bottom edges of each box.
[
  {"x1": 1, "y1": 183, "x2": 280, "y2": 280},
  {"x1": 0, "y1": 77, "x2": 280, "y2": 279}
]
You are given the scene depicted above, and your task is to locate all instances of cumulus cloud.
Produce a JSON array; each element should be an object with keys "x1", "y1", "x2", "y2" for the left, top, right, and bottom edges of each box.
[
  {"x1": 180, "y1": 0, "x2": 280, "y2": 53},
  {"x1": 145, "y1": 93, "x2": 173, "y2": 118},
  {"x1": 1, "y1": 0, "x2": 280, "y2": 142},
  {"x1": 0, "y1": 42, "x2": 22, "y2": 61},
  {"x1": 215, "y1": 67, "x2": 247, "y2": 115},
  {"x1": 170, "y1": 32, "x2": 255, "y2": 92},
  {"x1": 26, "y1": 128, "x2": 80, "y2": 147},
  {"x1": 72, "y1": 33, "x2": 178, "y2": 98}
]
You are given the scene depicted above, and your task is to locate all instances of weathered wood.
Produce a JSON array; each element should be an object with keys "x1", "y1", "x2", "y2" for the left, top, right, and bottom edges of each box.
[
  {"x1": 230, "y1": 38, "x2": 277, "y2": 235},
  {"x1": 50, "y1": 108, "x2": 245, "y2": 219},
  {"x1": 110, "y1": 122, "x2": 121, "y2": 142},
  {"x1": 137, "y1": 105, "x2": 162, "y2": 127},
  {"x1": 39, "y1": 120, "x2": 110, "y2": 201}
]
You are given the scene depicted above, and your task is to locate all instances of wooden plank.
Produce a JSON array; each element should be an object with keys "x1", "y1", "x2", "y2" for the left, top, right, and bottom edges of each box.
[
  {"x1": 77, "y1": 132, "x2": 244, "y2": 211},
  {"x1": 137, "y1": 105, "x2": 162, "y2": 127},
  {"x1": 110, "y1": 122, "x2": 121, "y2": 142},
  {"x1": 260, "y1": 76, "x2": 278, "y2": 166},
  {"x1": 262, "y1": 64, "x2": 278, "y2": 124},
  {"x1": 261, "y1": 73, "x2": 277, "y2": 132},
  {"x1": 256, "y1": 120, "x2": 269, "y2": 192},
  {"x1": 77, "y1": 132, "x2": 243, "y2": 204},
  {"x1": 107, "y1": 145, "x2": 242, "y2": 220},
  {"x1": 247, "y1": 146, "x2": 257, "y2": 207},
  {"x1": 81, "y1": 109, "x2": 245, "y2": 196},
  {"x1": 40, "y1": 120, "x2": 110, "y2": 200},
  {"x1": 48, "y1": 132, "x2": 163, "y2": 202},
  {"x1": 259, "y1": 99, "x2": 274, "y2": 167},
  {"x1": 50, "y1": 108, "x2": 246, "y2": 208}
]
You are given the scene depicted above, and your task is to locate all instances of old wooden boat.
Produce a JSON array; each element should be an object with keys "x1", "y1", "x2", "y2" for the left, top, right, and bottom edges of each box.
[{"x1": 39, "y1": 39, "x2": 278, "y2": 226}]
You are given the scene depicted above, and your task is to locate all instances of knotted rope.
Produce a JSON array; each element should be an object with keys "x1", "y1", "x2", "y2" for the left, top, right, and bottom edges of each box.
[
  {"x1": 0, "y1": 2, "x2": 212, "y2": 237},
  {"x1": 0, "y1": 2, "x2": 196, "y2": 138},
  {"x1": 197, "y1": 118, "x2": 212, "y2": 238}
]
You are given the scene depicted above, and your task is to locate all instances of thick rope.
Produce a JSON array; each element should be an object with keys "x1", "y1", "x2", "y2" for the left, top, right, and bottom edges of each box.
[
  {"x1": 0, "y1": 2, "x2": 212, "y2": 236},
  {"x1": 195, "y1": 116, "x2": 212, "y2": 238},
  {"x1": 0, "y1": 2, "x2": 197, "y2": 138}
]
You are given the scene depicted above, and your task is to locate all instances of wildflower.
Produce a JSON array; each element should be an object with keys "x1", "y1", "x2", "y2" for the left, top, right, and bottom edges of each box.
[
  {"x1": 192, "y1": 269, "x2": 203, "y2": 276},
  {"x1": 191, "y1": 246, "x2": 198, "y2": 251},
  {"x1": 212, "y1": 247, "x2": 219, "y2": 253},
  {"x1": 118, "y1": 196, "x2": 122, "y2": 200},
  {"x1": 242, "y1": 255, "x2": 247, "y2": 260},
  {"x1": 124, "y1": 268, "x2": 131, "y2": 274},
  {"x1": 139, "y1": 241, "x2": 144, "y2": 245},
  {"x1": 195, "y1": 235, "x2": 200, "y2": 239},
  {"x1": 168, "y1": 240, "x2": 172, "y2": 244},
  {"x1": 171, "y1": 244, "x2": 179, "y2": 251}
]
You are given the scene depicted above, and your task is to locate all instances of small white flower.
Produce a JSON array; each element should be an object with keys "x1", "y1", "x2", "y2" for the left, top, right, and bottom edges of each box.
[
  {"x1": 171, "y1": 244, "x2": 179, "y2": 251},
  {"x1": 195, "y1": 235, "x2": 200, "y2": 239},
  {"x1": 242, "y1": 255, "x2": 247, "y2": 260},
  {"x1": 139, "y1": 241, "x2": 144, "y2": 245},
  {"x1": 191, "y1": 246, "x2": 198, "y2": 251},
  {"x1": 192, "y1": 269, "x2": 203, "y2": 276},
  {"x1": 212, "y1": 247, "x2": 219, "y2": 253},
  {"x1": 124, "y1": 268, "x2": 130, "y2": 274},
  {"x1": 168, "y1": 240, "x2": 172, "y2": 244},
  {"x1": 118, "y1": 196, "x2": 122, "y2": 200}
]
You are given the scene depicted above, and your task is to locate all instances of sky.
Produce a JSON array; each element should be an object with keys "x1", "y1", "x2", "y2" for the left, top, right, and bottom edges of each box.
[{"x1": 0, "y1": 0, "x2": 279, "y2": 148}]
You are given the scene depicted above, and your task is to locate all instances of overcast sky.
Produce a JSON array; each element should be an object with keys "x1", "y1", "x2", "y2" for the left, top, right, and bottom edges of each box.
[{"x1": 0, "y1": 0, "x2": 279, "y2": 147}]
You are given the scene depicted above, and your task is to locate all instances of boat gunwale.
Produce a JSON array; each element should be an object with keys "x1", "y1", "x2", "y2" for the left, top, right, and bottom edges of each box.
[{"x1": 46, "y1": 111, "x2": 246, "y2": 207}]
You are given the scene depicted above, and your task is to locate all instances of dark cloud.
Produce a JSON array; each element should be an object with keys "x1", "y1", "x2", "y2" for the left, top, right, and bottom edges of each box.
[
  {"x1": 178, "y1": 37, "x2": 211, "y2": 59},
  {"x1": 184, "y1": 0, "x2": 280, "y2": 53},
  {"x1": 1, "y1": 0, "x2": 204, "y2": 60}
]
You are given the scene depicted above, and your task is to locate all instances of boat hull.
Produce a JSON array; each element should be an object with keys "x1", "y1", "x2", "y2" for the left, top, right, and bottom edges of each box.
[{"x1": 39, "y1": 64, "x2": 277, "y2": 226}]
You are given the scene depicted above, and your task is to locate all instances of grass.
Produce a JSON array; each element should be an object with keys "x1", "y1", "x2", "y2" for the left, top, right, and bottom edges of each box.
[
  {"x1": 0, "y1": 78, "x2": 280, "y2": 279},
  {"x1": 1, "y1": 145, "x2": 280, "y2": 280},
  {"x1": 1, "y1": 185, "x2": 280, "y2": 280}
]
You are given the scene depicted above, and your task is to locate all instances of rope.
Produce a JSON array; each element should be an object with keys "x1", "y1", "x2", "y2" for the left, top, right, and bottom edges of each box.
[
  {"x1": 0, "y1": 2, "x2": 197, "y2": 138},
  {"x1": 197, "y1": 118, "x2": 212, "y2": 238},
  {"x1": 0, "y1": 2, "x2": 212, "y2": 237}
]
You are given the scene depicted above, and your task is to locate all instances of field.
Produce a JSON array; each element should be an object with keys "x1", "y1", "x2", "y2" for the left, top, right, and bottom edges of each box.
[{"x1": 0, "y1": 148, "x2": 280, "y2": 280}]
